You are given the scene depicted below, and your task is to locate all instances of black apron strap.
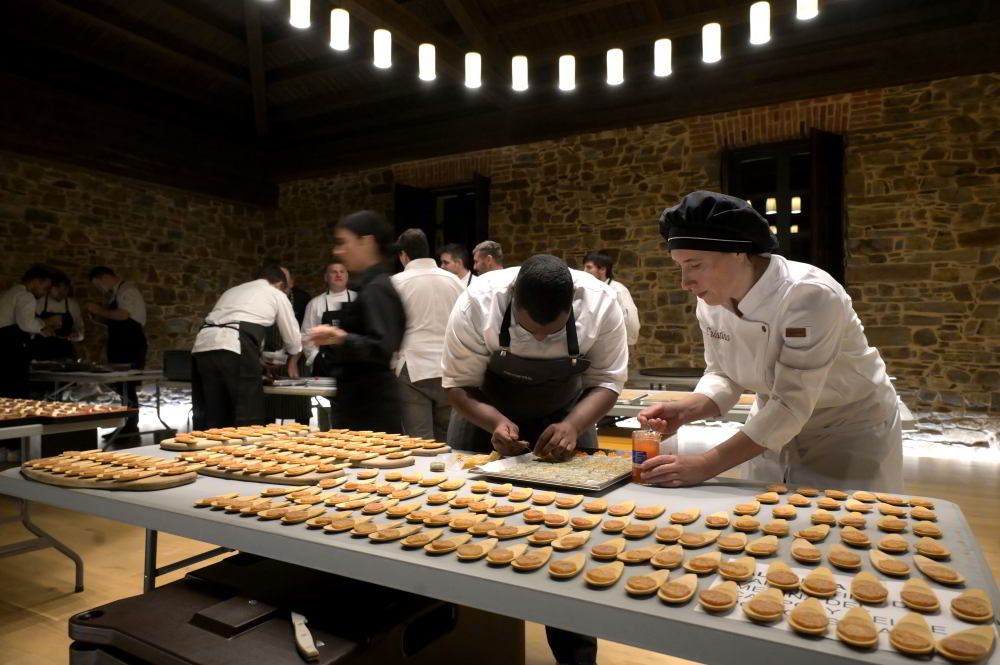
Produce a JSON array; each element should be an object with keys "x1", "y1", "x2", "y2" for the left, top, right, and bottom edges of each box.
[{"x1": 499, "y1": 300, "x2": 580, "y2": 357}]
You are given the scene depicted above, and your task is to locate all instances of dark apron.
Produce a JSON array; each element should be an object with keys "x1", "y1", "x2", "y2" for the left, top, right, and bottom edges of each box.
[
  {"x1": 320, "y1": 293, "x2": 402, "y2": 434},
  {"x1": 192, "y1": 320, "x2": 269, "y2": 428},
  {"x1": 106, "y1": 282, "x2": 148, "y2": 369},
  {"x1": 0, "y1": 323, "x2": 31, "y2": 398},
  {"x1": 448, "y1": 301, "x2": 597, "y2": 453},
  {"x1": 312, "y1": 291, "x2": 351, "y2": 378},
  {"x1": 30, "y1": 296, "x2": 76, "y2": 361}
]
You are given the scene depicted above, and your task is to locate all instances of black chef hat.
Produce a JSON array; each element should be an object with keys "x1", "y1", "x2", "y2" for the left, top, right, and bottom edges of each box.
[{"x1": 658, "y1": 191, "x2": 778, "y2": 254}]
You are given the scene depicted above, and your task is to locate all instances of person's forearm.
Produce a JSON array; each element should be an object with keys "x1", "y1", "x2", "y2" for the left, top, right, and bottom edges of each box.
[
  {"x1": 701, "y1": 431, "x2": 767, "y2": 477},
  {"x1": 563, "y1": 387, "x2": 618, "y2": 433},
  {"x1": 676, "y1": 393, "x2": 722, "y2": 424},
  {"x1": 447, "y1": 387, "x2": 507, "y2": 432}
]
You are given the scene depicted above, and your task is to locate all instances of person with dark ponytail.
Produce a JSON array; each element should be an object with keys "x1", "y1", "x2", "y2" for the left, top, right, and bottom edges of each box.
[{"x1": 307, "y1": 211, "x2": 406, "y2": 433}]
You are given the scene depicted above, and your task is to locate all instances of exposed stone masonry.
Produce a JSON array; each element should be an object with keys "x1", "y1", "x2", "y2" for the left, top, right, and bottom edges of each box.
[{"x1": 1, "y1": 74, "x2": 996, "y2": 412}]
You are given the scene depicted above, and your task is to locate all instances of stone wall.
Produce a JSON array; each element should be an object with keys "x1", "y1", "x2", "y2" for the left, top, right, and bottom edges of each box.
[
  {"x1": 278, "y1": 73, "x2": 999, "y2": 412},
  {"x1": 0, "y1": 153, "x2": 272, "y2": 367}
]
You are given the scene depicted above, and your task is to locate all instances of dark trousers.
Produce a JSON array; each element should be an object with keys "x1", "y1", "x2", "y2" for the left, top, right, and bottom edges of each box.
[
  {"x1": 333, "y1": 369, "x2": 402, "y2": 434},
  {"x1": 192, "y1": 350, "x2": 267, "y2": 430},
  {"x1": 546, "y1": 626, "x2": 598, "y2": 665},
  {"x1": 109, "y1": 342, "x2": 146, "y2": 430}
]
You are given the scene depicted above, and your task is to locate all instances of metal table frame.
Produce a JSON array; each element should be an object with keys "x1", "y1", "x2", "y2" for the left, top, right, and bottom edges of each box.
[
  {"x1": 2, "y1": 447, "x2": 997, "y2": 665},
  {"x1": 0, "y1": 417, "x2": 123, "y2": 593},
  {"x1": 32, "y1": 370, "x2": 172, "y2": 445}
]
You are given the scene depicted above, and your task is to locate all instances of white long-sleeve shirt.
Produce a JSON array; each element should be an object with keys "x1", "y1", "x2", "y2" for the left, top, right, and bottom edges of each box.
[
  {"x1": 107, "y1": 280, "x2": 147, "y2": 326},
  {"x1": 441, "y1": 267, "x2": 628, "y2": 395},
  {"x1": 0, "y1": 284, "x2": 45, "y2": 334},
  {"x1": 35, "y1": 296, "x2": 85, "y2": 342},
  {"x1": 607, "y1": 278, "x2": 640, "y2": 345},
  {"x1": 392, "y1": 258, "x2": 465, "y2": 382},
  {"x1": 192, "y1": 279, "x2": 302, "y2": 356},
  {"x1": 693, "y1": 254, "x2": 893, "y2": 452},
  {"x1": 300, "y1": 289, "x2": 356, "y2": 365}
]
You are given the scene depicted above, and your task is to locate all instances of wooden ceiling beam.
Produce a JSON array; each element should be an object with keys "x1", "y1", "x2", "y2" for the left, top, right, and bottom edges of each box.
[
  {"x1": 441, "y1": 0, "x2": 512, "y2": 79},
  {"x1": 337, "y1": 0, "x2": 510, "y2": 109},
  {"x1": 493, "y1": 0, "x2": 639, "y2": 34},
  {"x1": 244, "y1": 0, "x2": 269, "y2": 138}
]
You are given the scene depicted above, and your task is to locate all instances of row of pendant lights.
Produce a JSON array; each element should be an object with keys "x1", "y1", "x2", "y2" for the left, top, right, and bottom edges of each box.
[{"x1": 277, "y1": 0, "x2": 821, "y2": 90}]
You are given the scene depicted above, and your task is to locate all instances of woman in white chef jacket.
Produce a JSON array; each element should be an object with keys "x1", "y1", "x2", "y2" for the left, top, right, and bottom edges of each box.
[{"x1": 638, "y1": 191, "x2": 903, "y2": 492}]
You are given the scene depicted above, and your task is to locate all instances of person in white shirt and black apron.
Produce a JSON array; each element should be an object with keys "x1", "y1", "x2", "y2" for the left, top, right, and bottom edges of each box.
[
  {"x1": 302, "y1": 261, "x2": 356, "y2": 374},
  {"x1": 0, "y1": 265, "x2": 58, "y2": 398},
  {"x1": 307, "y1": 211, "x2": 406, "y2": 434},
  {"x1": 191, "y1": 265, "x2": 303, "y2": 429},
  {"x1": 88, "y1": 266, "x2": 148, "y2": 437},
  {"x1": 442, "y1": 254, "x2": 628, "y2": 665},
  {"x1": 639, "y1": 191, "x2": 904, "y2": 492},
  {"x1": 30, "y1": 270, "x2": 84, "y2": 361}
]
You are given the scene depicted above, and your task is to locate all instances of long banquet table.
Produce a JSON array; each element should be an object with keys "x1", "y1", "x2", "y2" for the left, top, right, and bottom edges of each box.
[{"x1": 0, "y1": 446, "x2": 996, "y2": 665}]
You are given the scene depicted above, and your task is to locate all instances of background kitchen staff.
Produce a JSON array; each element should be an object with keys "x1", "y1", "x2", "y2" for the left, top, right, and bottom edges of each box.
[
  {"x1": 87, "y1": 266, "x2": 148, "y2": 438},
  {"x1": 301, "y1": 260, "x2": 355, "y2": 372},
  {"x1": 639, "y1": 191, "x2": 903, "y2": 492},
  {"x1": 0, "y1": 265, "x2": 58, "y2": 397},
  {"x1": 582, "y1": 250, "x2": 640, "y2": 348},
  {"x1": 308, "y1": 210, "x2": 406, "y2": 434},
  {"x1": 439, "y1": 243, "x2": 476, "y2": 288},
  {"x1": 392, "y1": 228, "x2": 465, "y2": 441},
  {"x1": 31, "y1": 269, "x2": 84, "y2": 361},
  {"x1": 191, "y1": 265, "x2": 302, "y2": 429}
]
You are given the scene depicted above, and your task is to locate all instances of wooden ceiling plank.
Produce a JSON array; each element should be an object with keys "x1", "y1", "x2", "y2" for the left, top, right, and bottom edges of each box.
[
  {"x1": 441, "y1": 0, "x2": 511, "y2": 74},
  {"x1": 338, "y1": 0, "x2": 510, "y2": 109},
  {"x1": 2, "y1": 2, "x2": 246, "y2": 117},
  {"x1": 56, "y1": 0, "x2": 249, "y2": 81},
  {"x1": 494, "y1": 0, "x2": 637, "y2": 33},
  {"x1": 244, "y1": 0, "x2": 269, "y2": 138}
]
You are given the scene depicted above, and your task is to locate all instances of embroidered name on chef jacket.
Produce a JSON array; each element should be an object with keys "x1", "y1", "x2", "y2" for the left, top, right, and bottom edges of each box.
[
  {"x1": 785, "y1": 327, "x2": 809, "y2": 338},
  {"x1": 707, "y1": 326, "x2": 731, "y2": 342}
]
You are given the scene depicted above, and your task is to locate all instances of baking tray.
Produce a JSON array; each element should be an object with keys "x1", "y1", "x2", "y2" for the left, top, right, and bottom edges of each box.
[{"x1": 470, "y1": 451, "x2": 632, "y2": 492}]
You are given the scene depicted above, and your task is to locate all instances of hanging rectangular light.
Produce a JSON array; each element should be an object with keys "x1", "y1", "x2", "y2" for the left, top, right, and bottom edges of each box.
[
  {"x1": 790, "y1": 224, "x2": 800, "y2": 234},
  {"x1": 765, "y1": 197, "x2": 777, "y2": 215},
  {"x1": 770, "y1": 225, "x2": 779, "y2": 235},
  {"x1": 791, "y1": 196, "x2": 802, "y2": 214},
  {"x1": 373, "y1": 29, "x2": 391, "y2": 69},
  {"x1": 702, "y1": 23, "x2": 721, "y2": 63},
  {"x1": 750, "y1": 2, "x2": 770, "y2": 45},
  {"x1": 329, "y1": 8, "x2": 349, "y2": 50},
  {"x1": 654, "y1": 38, "x2": 672, "y2": 77},
  {"x1": 606, "y1": 48, "x2": 624, "y2": 86},
  {"x1": 465, "y1": 52, "x2": 482, "y2": 88},
  {"x1": 558, "y1": 55, "x2": 575, "y2": 92},
  {"x1": 290, "y1": 0, "x2": 310, "y2": 29},
  {"x1": 797, "y1": 0, "x2": 819, "y2": 20},
  {"x1": 418, "y1": 43, "x2": 436, "y2": 81},
  {"x1": 512, "y1": 55, "x2": 528, "y2": 92}
]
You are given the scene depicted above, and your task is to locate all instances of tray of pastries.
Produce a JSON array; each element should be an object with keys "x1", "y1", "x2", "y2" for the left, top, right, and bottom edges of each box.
[
  {"x1": 471, "y1": 450, "x2": 633, "y2": 491},
  {"x1": 0, "y1": 398, "x2": 134, "y2": 426}
]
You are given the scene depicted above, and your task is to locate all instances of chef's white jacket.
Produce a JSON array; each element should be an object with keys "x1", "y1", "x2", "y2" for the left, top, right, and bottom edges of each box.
[
  {"x1": 607, "y1": 278, "x2": 640, "y2": 346},
  {"x1": 0, "y1": 284, "x2": 44, "y2": 334},
  {"x1": 459, "y1": 271, "x2": 476, "y2": 290},
  {"x1": 35, "y1": 296, "x2": 85, "y2": 341},
  {"x1": 392, "y1": 258, "x2": 465, "y2": 383},
  {"x1": 192, "y1": 279, "x2": 302, "y2": 356},
  {"x1": 108, "y1": 280, "x2": 147, "y2": 326},
  {"x1": 693, "y1": 254, "x2": 902, "y2": 491},
  {"x1": 442, "y1": 267, "x2": 628, "y2": 395},
  {"x1": 300, "y1": 289, "x2": 356, "y2": 365}
]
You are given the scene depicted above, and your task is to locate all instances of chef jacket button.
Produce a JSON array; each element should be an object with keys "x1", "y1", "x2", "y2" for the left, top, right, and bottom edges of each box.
[{"x1": 761, "y1": 325, "x2": 766, "y2": 332}]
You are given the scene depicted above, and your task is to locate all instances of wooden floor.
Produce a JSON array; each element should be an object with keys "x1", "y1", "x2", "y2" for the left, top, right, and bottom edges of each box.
[{"x1": 1, "y1": 455, "x2": 997, "y2": 665}]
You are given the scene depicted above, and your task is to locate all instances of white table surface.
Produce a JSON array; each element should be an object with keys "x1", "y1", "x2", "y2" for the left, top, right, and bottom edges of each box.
[{"x1": 0, "y1": 448, "x2": 996, "y2": 665}]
